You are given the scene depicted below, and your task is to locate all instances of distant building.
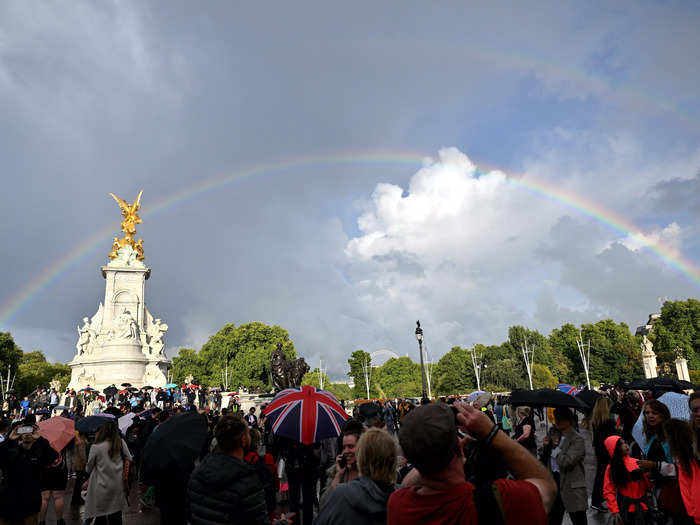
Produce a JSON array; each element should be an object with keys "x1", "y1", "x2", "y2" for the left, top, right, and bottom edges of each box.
[{"x1": 635, "y1": 313, "x2": 661, "y2": 336}]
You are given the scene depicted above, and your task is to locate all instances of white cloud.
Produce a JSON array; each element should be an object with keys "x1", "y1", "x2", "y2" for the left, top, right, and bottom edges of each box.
[{"x1": 621, "y1": 222, "x2": 683, "y2": 259}]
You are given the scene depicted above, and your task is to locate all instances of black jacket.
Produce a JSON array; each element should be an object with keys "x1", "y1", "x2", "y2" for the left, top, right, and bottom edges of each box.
[
  {"x1": 188, "y1": 452, "x2": 269, "y2": 525},
  {"x1": 0, "y1": 436, "x2": 58, "y2": 519}
]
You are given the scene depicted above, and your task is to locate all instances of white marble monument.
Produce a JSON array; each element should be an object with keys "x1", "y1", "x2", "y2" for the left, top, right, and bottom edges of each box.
[{"x1": 68, "y1": 192, "x2": 170, "y2": 390}]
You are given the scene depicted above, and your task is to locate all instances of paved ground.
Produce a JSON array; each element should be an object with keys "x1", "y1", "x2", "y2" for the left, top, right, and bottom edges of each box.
[{"x1": 43, "y1": 417, "x2": 610, "y2": 524}]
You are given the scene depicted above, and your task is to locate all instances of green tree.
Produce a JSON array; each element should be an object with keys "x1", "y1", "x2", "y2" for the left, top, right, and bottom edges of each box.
[
  {"x1": 548, "y1": 323, "x2": 583, "y2": 383},
  {"x1": 581, "y1": 320, "x2": 642, "y2": 384},
  {"x1": 15, "y1": 351, "x2": 71, "y2": 396},
  {"x1": 170, "y1": 348, "x2": 205, "y2": 385},
  {"x1": 532, "y1": 363, "x2": 557, "y2": 388},
  {"x1": 0, "y1": 332, "x2": 23, "y2": 376},
  {"x1": 434, "y1": 346, "x2": 474, "y2": 395},
  {"x1": 198, "y1": 322, "x2": 296, "y2": 390},
  {"x1": 508, "y1": 326, "x2": 569, "y2": 380},
  {"x1": 325, "y1": 383, "x2": 353, "y2": 401},
  {"x1": 375, "y1": 357, "x2": 422, "y2": 398},
  {"x1": 481, "y1": 359, "x2": 527, "y2": 392},
  {"x1": 347, "y1": 350, "x2": 377, "y2": 399},
  {"x1": 650, "y1": 299, "x2": 700, "y2": 370},
  {"x1": 302, "y1": 368, "x2": 332, "y2": 389}
]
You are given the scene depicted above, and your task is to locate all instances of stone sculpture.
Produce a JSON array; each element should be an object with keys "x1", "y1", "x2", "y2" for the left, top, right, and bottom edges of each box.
[
  {"x1": 115, "y1": 309, "x2": 139, "y2": 340},
  {"x1": 270, "y1": 343, "x2": 310, "y2": 392},
  {"x1": 76, "y1": 317, "x2": 93, "y2": 355},
  {"x1": 68, "y1": 191, "x2": 171, "y2": 390}
]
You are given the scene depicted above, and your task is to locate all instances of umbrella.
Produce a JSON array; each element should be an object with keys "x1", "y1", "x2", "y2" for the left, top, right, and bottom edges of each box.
[
  {"x1": 227, "y1": 392, "x2": 240, "y2": 396},
  {"x1": 138, "y1": 408, "x2": 154, "y2": 418},
  {"x1": 119, "y1": 413, "x2": 138, "y2": 434},
  {"x1": 164, "y1": 383, "x2": 177, "y2": 388},
  {"x1": 142, "y1": 386, "x2": 154, "y2": 390},
  {"x1": 118, "y1": 389, "x2": 129, "y2": 395},
  {"x1": 103, "y1": 386, "x2": 118, "y2": 395},
  {"x1": 103, "y1": 406, "x2": 122, "y2": 418},
  {"x1": 75, "y1": 415, "x2": 114, "y2": 434},
  {"x1": 127, "y1": 387, "x2": 139, "y2": 393},
  {"x1": 575, "y1": 389, "x2": 603, "y2": 411},
  {"x1": 38, "y1": 417, "x2": 75, "y2": 452},
  {"x1": 52, "y1": 405, "x2": 70, "y2": 411},
  {"x1": 121, "y1": 383, "x2": 132, "y2": 387},
  {"x1": 263, "y1": 385, "x2": 349, "y2": 445},
  {"x1": 208, "y1": 386, "x2": 221, "y2": 391},
  {"x1": 141, "y1": 411, "x2": 209, "y2": 478},
  {"x1": 632, "y1": 392, "x2": 690, "y2": 452},
  {"x1": 557, "y1": 383, "x2": 580, "y2": 396},
  {"x1": 626, "y1": 377, "x2": 695, "y2": 394},
  {"x1": 508, "y1": 388, "x2": 589, "y2": 412},
  {"x1": 79, "y1": 387, "x2": 95, "y2": 392}
]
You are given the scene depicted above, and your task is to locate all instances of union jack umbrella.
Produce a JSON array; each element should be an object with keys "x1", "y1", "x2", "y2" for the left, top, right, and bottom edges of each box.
[{"x1": 263, "y1": 385, "x2": 348, "y2": 445}]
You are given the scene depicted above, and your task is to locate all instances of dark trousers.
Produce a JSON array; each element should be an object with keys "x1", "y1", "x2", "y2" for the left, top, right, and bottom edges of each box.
[
  {"x1": 591, "y1": 456, "x2": 606, "y2": 507},
  {"x1": 548, "y1": 472, "x2": 587, "y2": 525},
  {"x1": 287, "y1": 470, "x2": 318, "y2": 525},
  {"x1": 93, "y1": 511, "x2": 123, "y2": 525},
  {"x1": 71, "y1": 471, "x2": 87, "y2": 506}
]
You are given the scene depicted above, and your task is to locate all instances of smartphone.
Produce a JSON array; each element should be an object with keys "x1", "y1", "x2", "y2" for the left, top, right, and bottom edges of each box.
[
  {"x1": 339, "y1": 455, "x2": 347, "y2": 469},
  {"x1": 16, "y1": 426, "x2": 34, "y2": 435}
]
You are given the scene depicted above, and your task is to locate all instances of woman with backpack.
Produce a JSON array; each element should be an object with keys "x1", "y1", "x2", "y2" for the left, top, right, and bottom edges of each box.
[{"x1": 603, "y1": 435, "x2": 652, "y2": 525}]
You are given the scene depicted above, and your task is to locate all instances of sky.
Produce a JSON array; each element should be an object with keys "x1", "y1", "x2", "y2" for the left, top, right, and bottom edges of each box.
[{"x1": 1, "y1": 1, "x2": 699, "y2": 380}]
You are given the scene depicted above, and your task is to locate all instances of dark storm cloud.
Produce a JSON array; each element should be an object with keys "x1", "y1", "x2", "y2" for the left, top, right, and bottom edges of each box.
[{"x1": 1, "y1": 2, "x2": 699, "y2": 377}]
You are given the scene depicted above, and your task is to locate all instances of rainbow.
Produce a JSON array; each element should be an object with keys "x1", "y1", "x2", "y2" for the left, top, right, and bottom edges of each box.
[{"x1": 1, "y1": 151, "x2": 698, "y2": 328}]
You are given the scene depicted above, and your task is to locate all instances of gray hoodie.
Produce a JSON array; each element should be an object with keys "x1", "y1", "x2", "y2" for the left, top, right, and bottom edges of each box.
[{"x1": 314, "y1": 476, "x2": 394, "y2": 525}]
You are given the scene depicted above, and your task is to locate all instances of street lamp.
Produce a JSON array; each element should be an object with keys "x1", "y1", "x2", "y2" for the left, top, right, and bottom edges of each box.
[{"x1": 415, "y1": 320, "x2": 428, "y2": 402}]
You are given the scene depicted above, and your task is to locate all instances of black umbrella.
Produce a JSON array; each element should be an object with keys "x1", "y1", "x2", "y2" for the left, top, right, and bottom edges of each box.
[
  {"x1": 625, "y1": 377, "x2": 695, "y2": 394},
  {"x1": 141, "y1": 411, "x2": 208, "y2": 479},
  {"x1": 508, "y1": 388, "x2": 589, "y2": 412},
  {"x1": 103, "y1": 386, "x2": 118, "y2": 396},
  {"x1": 142, "y1": 386, "x2": 154, "y2": 390},
  {"x1": 127, "y1": 387, "x2": 139, "y2": 393},
  {"x1": 103, "y1": 406, "x2": 122, "y2": 418},
  {"x1": 121, "y1": 383, "x2": 132, "y2": 387},
  {"x1": 574, "y1": 389, "x2": 603, "y2": 411},
  {"x1": 75, "y1": 415, "x2": 114, "y2": 433}
]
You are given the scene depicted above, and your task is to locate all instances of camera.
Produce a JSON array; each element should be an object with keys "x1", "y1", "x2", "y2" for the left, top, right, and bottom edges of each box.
[{"x1": 16, "y1": 426, "x2": 34, "y2": 435}]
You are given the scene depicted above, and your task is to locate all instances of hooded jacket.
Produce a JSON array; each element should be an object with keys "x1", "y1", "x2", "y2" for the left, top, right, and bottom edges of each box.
[
  {"x1": 603, "y1": 435, "x2": 651, "y2": 515},
  {"x1": 314, "y1": 475, "x2": 394, "y2": 525},
  {"x1": 677, "y1": 459, "x2": 700, "y2": 524},
  {"x1": 187, "y1": 452, "x2": 269, "y2": 525}
]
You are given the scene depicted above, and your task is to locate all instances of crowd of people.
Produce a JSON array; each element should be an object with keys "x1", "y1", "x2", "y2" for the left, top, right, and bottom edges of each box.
[{"x1": 0, "y1": 384, "x2": 698, "y2": 525}]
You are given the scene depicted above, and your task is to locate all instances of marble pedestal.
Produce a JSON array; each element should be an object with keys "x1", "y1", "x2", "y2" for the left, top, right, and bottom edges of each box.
[{"x1": 69, "y1": 341, "x2": 148, "y2": 390}]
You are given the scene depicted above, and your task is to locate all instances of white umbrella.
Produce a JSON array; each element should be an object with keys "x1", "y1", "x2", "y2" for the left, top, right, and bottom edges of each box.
[
  {"x1": 632, "y1": 391, "x2": 690, "y2": 452},
  {"x1": 118, "y1": 412, "x2": 137, "y2": 434}
]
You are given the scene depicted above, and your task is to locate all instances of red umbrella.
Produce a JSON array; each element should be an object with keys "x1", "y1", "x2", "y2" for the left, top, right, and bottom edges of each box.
[
  {"x1": 227, "y1": 392, "x2": 240, "y2": 397},
  {"x1": 263, "y1": 385, "x2": 348, "y2": 445},
  {"x1": 38, "y1": 417, "x2": 75, "y2": 452}
]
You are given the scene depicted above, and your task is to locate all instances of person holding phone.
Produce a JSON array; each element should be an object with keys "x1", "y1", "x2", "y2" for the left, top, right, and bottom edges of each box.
[
  {"x1": 322, "y1": 419, "x2": 364, "y2": 504},
  {"x1": 0, "y1": 417, "x2": 58, "y2": 525}
]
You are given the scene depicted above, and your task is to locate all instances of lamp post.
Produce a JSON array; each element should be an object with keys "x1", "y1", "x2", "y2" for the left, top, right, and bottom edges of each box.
[{"x1": 415, "y1": 320, "x2": 428, "y2": 402}]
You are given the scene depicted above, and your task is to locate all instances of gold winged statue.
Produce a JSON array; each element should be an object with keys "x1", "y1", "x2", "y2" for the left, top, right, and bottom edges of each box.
[{"x1": 108, "y1": 191, "x2": 145, "y2": 260}]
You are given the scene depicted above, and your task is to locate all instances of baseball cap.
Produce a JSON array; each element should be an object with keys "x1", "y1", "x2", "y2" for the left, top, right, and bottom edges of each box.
[{"x1": 398, "y1": 403, "x2": 458, "y2": 476}]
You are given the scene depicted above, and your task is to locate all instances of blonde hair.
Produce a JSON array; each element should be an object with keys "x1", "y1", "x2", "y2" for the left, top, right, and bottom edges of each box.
[
  {"x1": 590, "y1": 397, "x2": 610, "y2": 430},
  {"x1": 356, "y1": 428, "x2": 398, "y2": 485},
  {"x1": 517, "y1": 406, "x2": 531, "y2": 420}
]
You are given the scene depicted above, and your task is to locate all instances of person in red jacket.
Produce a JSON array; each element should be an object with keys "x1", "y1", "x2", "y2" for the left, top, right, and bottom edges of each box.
[
  {"x1": 664, "y1": 418, "x2": 700, "y2": 524},
  {"x1": 603, "y1": 436, "x2": 652, "y2": 525}
]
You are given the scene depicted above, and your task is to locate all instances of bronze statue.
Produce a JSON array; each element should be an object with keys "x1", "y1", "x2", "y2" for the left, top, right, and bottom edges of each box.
[
  {"x1": 270, "y1": 343, "x2": 310, "y2": 392},
  {"x1": 108, "y1": 191, "x2": 145, "y2": 260}
]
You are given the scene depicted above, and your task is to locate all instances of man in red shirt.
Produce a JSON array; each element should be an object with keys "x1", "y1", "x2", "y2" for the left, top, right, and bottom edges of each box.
[{"x1": 388, "y1": 401, "x2": 556, "y2": 525}]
